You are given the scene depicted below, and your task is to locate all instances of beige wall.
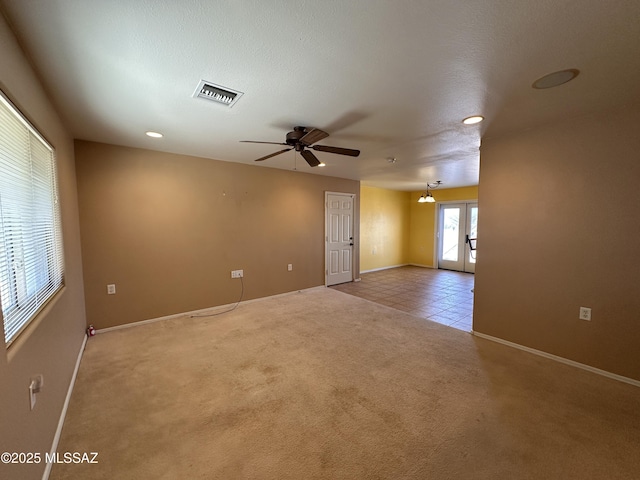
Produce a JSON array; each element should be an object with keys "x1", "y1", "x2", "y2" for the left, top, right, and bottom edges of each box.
[
  {"x1": 360, "y1": 186, "x2": 410, "y2": 272},
  {"x1": 0, "y1": 14, "x2": 87, "y2": 480},
  {"x1": 75, "y1": 141, "x2": 359, "y2": 329},
  {"x1": 474, "y1": 106, "x2": 640, "y2": 381}
]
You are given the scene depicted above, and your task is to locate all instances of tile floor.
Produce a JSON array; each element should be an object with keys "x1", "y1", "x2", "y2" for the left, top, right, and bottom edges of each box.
[{"x1": 330, "y1": 265, "x2": 474, "y2": 332}]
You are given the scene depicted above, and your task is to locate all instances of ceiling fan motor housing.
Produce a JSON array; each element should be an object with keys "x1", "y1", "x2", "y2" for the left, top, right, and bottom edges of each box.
[{"x1": 286, "y1": 127, "x2": 308, "y2": 146}]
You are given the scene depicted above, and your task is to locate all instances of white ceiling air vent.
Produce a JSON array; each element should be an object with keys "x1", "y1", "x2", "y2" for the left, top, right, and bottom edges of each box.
[{"x1": 193, "y1": 80, "x2": 243, "y2": 107}]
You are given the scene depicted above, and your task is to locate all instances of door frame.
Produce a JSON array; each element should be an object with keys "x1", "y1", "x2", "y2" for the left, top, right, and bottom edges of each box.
[
  {"x1": 433, "y1": 199, "x2": 478, "y2": 271},
  {"x1": 325, "y1": 191, "x2": 358, "y2": 286}
]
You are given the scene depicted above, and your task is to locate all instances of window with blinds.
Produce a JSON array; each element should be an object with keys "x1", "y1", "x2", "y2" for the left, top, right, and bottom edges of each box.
[{"x1": 0, "y1": 91, "x2": 64, "y2": 346}]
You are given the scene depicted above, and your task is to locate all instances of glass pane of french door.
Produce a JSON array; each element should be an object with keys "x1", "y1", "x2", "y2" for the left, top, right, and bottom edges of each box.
[
  {"x1": 465, "y1": 204, "x2": 478, "y2": 273},
  {"x1": 442, "y1": 207, "x2": 460, "y2": 261}
]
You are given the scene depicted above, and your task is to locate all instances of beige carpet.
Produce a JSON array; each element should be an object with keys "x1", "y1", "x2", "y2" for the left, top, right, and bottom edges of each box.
[{"x1": 51, "y1": 287, "x2": 640, "y2": 479}]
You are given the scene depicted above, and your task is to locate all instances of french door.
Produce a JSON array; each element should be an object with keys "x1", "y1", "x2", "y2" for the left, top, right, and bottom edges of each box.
[{"x1": 438, "y1": 202, "x2": 477, "y2": 273}]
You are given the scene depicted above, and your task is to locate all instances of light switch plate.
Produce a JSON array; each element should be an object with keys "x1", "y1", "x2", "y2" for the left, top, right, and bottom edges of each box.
[{"x1": 29, "y1": 374, "x2": 43, "y2": 410}]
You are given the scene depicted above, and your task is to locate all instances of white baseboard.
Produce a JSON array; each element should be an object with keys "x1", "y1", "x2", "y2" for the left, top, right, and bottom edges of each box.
[
  {"x1": 96, "y1": 286, "x2": 327, "y2": 334},
  {"x1": 42, "y1": 333, "x2": 87, "y2": 480},
  {"x1": 360, "y1": 264, "x2": 409, "y2": 274},
  {"x1": 472, "y1": 331, "x2": 640, "y2": 388},
  {"x1": 361, "y1": 264, "x2": 436, "y2": 274}
]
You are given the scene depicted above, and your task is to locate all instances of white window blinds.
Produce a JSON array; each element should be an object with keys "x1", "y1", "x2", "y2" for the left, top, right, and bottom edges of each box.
[{"x1": 0, "y1": 92, "x2": 64, "y2": 346}]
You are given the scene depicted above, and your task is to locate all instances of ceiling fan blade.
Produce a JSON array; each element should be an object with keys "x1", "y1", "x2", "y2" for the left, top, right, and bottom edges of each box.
[
  {"x1": 299, "y1": 128, "x2": 329, "y2": 146},
  {"x1": 311, "y1": 144, "x2": 360, "y2": 157},
  {"x1": 301, "y1": 149, "x2": 321, "y2": 167},
  {"x1": 254, "y1": 148, "x2": 292, "y2": 162},
  {"x1": 241, "y1": 140, "x2": 288, "y2": 145}
]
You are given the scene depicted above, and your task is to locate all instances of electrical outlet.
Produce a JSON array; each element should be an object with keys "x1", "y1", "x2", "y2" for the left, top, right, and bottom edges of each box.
[
  {"x1": 107, "y1": 284, "x2": 116, "y2": 295},
  {"x1": 231, "y1": 269, "x2": 243, "y2": 278},
  {"x1": 287, "y1": 264, "x2": 293, "y2": 271},
  {"x1": 579, "y1": 307, "x2": 591, "y2": 321}
]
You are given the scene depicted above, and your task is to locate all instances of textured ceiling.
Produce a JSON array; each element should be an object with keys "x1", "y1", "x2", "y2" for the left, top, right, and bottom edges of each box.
[{"x1": 2, "y1": 0, "x2": 639, "y2": 190}]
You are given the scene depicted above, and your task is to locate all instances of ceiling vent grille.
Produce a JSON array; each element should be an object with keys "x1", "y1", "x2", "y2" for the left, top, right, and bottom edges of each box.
[{"x1": 193, "y1": 80, "x2": 243, "y2": 107}]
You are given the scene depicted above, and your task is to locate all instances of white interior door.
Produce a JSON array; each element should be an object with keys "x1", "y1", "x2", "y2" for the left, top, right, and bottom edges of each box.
[
  {"x1": 438, "y1": 202, "x2": 477, "y2": 273},
  {"x1": 326, "y1": 193, "x2": 354, "y2": 286}
]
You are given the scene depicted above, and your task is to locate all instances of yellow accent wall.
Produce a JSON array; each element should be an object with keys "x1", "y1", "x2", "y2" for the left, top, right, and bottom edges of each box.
[
  {"x1": 360, "y1": 186, "x2": 411, "y2": 272},
  {"x1": 431, "y1": 186, "x2": 478, "y2": 203},
  {"x1": 360, "y1": 185, "x2": 478, "y2": 271},
  {"x1": 408, "y1": 192, "x2": 437, "y2": 267},
  {"x1": 408, "y1": 186, "x2": 478, "y2": 267}
]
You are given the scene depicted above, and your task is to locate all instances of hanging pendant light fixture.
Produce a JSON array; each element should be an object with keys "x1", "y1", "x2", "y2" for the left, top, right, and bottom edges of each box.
[
  {"x1": 418, "y1": 180, "x2": 442, "y2": 203},
  {"x1": 417, "y1": 192, "x2": 435, "y2": 203}
]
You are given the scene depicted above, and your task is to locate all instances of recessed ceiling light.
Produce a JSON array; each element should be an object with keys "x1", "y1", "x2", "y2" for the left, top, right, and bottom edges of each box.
[
  {"x1": 318, "y1": 162, "x2": 326, "y2": 167},
  {"x1": 462, "y1": 115, "x2": 484, "y2": 125},
  {"x1": 145, "y1": 131, "x2": 163, "y2": 138},
  {"x1": 532, "y1": 69, "x2": 580, "y2": 89}
]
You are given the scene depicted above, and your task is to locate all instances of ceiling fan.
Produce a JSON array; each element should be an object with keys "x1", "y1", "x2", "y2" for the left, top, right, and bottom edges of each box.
[{"x1": 241, "y1": 126, "x2": 360, "y2": 167}]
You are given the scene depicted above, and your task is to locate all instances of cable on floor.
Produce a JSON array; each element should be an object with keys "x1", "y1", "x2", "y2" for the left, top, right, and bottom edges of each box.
[{"x1": 190, "y1": 275, "x2": 244, "y2": 318}]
